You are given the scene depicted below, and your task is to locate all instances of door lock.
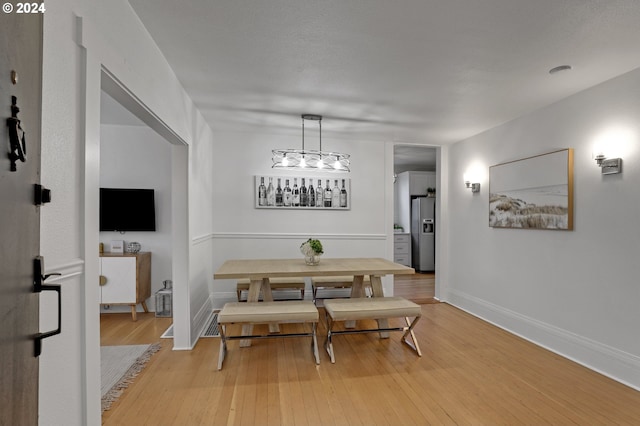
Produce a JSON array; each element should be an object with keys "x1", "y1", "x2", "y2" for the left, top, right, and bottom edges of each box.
[{"x1": 34, "y1": 184, "x2": 52, "y2": 206}]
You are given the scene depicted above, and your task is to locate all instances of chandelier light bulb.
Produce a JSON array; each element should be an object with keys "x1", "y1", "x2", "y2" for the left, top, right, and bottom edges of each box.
[{"x1": 333, "y1": 156, "x2": 342, "y2": 170}]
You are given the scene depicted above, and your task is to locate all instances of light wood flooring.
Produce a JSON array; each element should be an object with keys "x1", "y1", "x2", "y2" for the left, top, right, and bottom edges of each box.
[
  {"x1": 100, "y1": 275, "x2": 640, "y2": 425},
  {"x1": 393, "y1": 272, "x2": 436, "y2": 304}
]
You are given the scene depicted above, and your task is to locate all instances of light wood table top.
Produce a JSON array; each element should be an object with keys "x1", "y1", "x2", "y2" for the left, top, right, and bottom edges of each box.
[{"x1": 214, "y1": 257, "x2": 415, "y2": 280}]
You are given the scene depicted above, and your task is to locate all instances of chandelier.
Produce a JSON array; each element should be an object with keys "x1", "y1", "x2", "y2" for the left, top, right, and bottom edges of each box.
[{"x1": 272, "y1": 114, "x2": 350, "y2": 172}]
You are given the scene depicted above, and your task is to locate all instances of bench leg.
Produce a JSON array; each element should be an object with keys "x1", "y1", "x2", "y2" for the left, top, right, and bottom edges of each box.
[
  {"x1": 345, "y1": 275, "x2": 366, "y2": 329},
  {"x1": 240, "y1": 280, "x2": 263, "y2": 347},
  {"x1": 218, "y1": 320, "x2": 320, "y2": 370},
  {"x1": 217, "y1": 325, "x2": 228, "y2": 370},
  {"x1": 401, "y1": 316, "x2": 422, "y2": 357},
  {"x1": 324, "y1": 312, "x2": 336, "y2": 363},
  {"x1": 311, "y1": 322, "x2": 320, "y2": 365},
  {"x1": 261, "y1": 278, "x2": 281, "y2": 334},
  {"x1": 370, "y1": 275, "x2": 390, "y2": 338}
]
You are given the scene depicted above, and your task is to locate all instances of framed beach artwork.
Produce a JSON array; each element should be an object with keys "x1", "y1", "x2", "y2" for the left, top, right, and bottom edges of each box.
[{"x1": 489, "y1": 149, "x2": 574, "y2": 230}]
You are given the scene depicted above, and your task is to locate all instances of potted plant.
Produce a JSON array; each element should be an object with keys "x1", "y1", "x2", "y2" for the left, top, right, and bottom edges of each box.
[{"x1": 300, "y1": 238, "x2": 323, "y2": 265}]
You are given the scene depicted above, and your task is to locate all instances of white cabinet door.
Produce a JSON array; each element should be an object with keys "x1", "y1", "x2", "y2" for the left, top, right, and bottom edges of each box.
[
  {"x1": 100, "y1": 257, "x2": 136, "y2": 303},
  {"x1": 409, "y1": 173, "x2": 428, "y2": 196},
  {"x1": 409, "y1": 171, "x2": 436, "y2": 196}
]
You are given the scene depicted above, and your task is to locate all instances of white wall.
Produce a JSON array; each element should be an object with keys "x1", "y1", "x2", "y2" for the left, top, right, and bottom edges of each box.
[
  {"x1": 209, "y1": 131, "x2": 392, "y2": 305},
  {"x1": 446, "y1": 67, "x2": 640, "y2": 389},
  {"x1": 40, "y1": 0, "x2": 216, "y2": 423},
  {"x1": 99, "y1": 124, "x2": 173, "y2": 312}
]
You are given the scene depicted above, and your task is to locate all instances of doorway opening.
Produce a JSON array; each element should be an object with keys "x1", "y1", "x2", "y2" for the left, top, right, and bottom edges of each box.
[
  {"x1": 95, "y1": 69, "x2": 189, "y2": 347},
  {"x1": 393, "y1": 144, "x2": 438, "y2": 303}
]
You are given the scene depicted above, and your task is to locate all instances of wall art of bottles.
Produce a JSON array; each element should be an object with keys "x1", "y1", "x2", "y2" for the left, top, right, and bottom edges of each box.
[{"x1": 255, "y1": 175, "x2": 351, "y2": 210}]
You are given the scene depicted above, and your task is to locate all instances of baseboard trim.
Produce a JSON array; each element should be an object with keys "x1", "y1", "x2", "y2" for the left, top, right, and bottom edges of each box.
[
  {"x1": 446, "y1": 289, "x2": 640, "y2": 391},
  {"x1": 190, "y1": 293, "x2": 215, "y2": 348}
]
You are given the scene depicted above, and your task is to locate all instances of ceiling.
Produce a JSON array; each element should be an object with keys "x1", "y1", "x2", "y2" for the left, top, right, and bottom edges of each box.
[
  {"x1": 125, "y1": 0, "x2": 640, "y2": 148},
  {"x1": 393, "y1": 145, "x2": 436, "y2": 173}
]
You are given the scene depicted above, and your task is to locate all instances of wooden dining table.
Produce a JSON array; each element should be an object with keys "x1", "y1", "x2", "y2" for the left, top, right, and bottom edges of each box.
[{"x1": 214, "y1": 257, "x2": 415, "y2": 345}]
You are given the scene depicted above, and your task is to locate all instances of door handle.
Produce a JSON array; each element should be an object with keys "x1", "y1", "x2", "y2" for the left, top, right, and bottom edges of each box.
[
  {"x1": 33, "y1": 256, "x2": 62, "y2": 357},
  {"x1": 7, "y1": 95, "x2": 27, "y2": 172}
]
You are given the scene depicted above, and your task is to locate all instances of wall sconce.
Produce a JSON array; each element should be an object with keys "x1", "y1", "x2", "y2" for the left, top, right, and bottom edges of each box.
[
  {"x1": 593, "y1": 152, "x2": 622, "y2": 175},
  {"x1": 462, "y1": 170, "x2": 481, "y2": 194},
  {"x1": 464, "y1": 181, "x2": 481, "y2": 193}
]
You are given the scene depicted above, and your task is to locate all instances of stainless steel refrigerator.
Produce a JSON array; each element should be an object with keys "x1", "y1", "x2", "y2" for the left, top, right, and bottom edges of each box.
[{"x1": 411, "y1": 197, "x2": 435, "y2": 272}]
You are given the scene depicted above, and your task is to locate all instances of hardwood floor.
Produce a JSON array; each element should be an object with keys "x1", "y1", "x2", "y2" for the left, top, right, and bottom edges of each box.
[
  {"x1": 394, "y1": 272, "x2": 436, "y2": 304},
  {"x1": 101, "y1": 277, "x2": 640, "y2": 425},
  {"x1": 100, "y1": 312, "x2": 172, "y2": 347}
]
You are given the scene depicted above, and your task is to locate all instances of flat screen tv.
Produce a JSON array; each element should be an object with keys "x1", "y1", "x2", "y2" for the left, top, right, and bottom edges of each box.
[{"x1": 100, "y1": 188, "x2": 156, "y2": 232}]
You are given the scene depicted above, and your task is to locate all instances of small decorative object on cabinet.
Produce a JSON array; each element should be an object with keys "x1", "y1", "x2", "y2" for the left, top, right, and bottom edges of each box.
[
  {"x1": 110, "y1": 239, "x2": 124, "y2": 254},
  {"x1": 394, "y1": 233, "x2": 411, "y2": 267},
  {"x1": 99, "y1": 252, "x2": 151, "y2": 321},
  {"x1": 126, "y1": 241, "x2": 141, "y2": 253}
]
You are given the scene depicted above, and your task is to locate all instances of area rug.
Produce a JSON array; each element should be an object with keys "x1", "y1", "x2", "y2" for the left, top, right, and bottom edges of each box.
[{"x1": 101, "y1": 343, "x2": 161, "y2": 412}]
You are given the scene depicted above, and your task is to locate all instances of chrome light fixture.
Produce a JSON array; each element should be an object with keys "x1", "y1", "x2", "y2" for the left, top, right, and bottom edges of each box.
[
  {"x1": 464, "y1": 180, "x2": 481, "y2": 193},
  {"x1": 272, "y1": 114, "x2": 350, "y2": 172},
  {"x1": 593, "y1": 153, "x2": 622, "y2": 175},
  {"x1": 463, "y1": 173, "x2": 480, "y2": 193}
]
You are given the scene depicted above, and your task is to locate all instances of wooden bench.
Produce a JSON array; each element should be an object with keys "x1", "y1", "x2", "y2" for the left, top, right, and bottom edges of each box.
[
  {"x1": 311, "y1": 275, "x2": 371, "y2": 304},
  {"x1": 236, "y1": 277, "x2": 305, "y2": 302},
  {"x1": 217, "y1": 300, "x2": 320, "y2": 370},
  {"x1": 322, "y1": 297, "x2": 422, "y2": 363}
]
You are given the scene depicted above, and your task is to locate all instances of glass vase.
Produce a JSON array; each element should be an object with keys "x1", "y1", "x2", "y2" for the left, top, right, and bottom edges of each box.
[{"x1": 304, "y1": 254, "x2": 321, "y2": 266}]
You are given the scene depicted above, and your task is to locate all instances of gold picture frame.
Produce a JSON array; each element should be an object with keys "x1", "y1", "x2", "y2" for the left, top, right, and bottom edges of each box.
[{"x1": 489, "y1": 149, "x2": 574, "y2": 230}]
